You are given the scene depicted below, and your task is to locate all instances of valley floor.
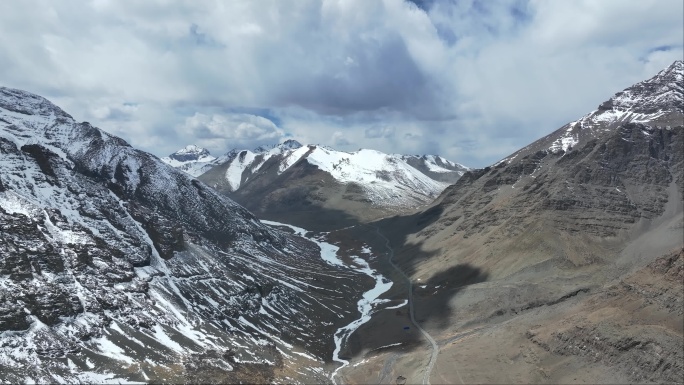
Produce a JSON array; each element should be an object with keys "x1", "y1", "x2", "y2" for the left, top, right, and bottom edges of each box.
[{"x1": 313, "y1": 222, "x2": 683, "y2": 385}]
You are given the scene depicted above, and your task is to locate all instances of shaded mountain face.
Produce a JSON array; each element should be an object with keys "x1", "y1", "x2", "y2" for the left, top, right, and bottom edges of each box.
[
  {"x1": 197, "y1": 140, "x2": 466, "y2": 230},
  {"x1": 345, "y1": 61, "x2": 683, "y2": 383},
  {"x1": 161, "y1": 145, "x2": 216, "y2": 177},
  {"x1": 398, "y1": 154, "x2": 469, "y2": 184},
  {"x1": 0, "y1": 87, "x2": 370, "y2": 383}
]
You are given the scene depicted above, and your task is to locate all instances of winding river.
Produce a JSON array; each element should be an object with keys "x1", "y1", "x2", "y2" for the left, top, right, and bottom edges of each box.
[{"x1": 262, "y1": 220, "x2": 393, "y2": 384}]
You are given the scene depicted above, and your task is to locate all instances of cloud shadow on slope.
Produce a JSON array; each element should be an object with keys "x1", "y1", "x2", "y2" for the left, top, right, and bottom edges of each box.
[
  {"x1": 326, "y1": 203, "x2": 489, "y2": 361},
  {"x1": 372, "y1": 205, "x2": 489, "y2": 330}
]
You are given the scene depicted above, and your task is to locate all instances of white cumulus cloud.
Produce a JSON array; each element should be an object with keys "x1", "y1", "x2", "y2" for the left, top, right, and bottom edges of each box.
[{"x1": 0, "y1": 0, "x2": 681, "y2": 166}]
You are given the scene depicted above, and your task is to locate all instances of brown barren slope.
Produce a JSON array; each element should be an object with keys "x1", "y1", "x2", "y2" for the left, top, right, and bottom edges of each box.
[{"x1": 339, "y1": 61, "x2": 684, "y2": 384}]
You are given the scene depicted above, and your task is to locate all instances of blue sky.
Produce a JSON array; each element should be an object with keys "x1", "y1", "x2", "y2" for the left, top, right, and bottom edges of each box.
[{"x1": 0, "y1": 0, "x2": 682, "y2": 167}]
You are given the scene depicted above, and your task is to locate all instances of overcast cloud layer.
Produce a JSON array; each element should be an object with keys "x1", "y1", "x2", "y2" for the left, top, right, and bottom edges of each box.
[{"x1": 1, "y1": 0, "x2": 682, "y2": 167}]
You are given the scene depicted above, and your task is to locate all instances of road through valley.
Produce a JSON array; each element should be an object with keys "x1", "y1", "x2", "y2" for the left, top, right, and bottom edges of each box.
[{"x1": 374, "y1": 226, "x2": 439, "y2": 385}]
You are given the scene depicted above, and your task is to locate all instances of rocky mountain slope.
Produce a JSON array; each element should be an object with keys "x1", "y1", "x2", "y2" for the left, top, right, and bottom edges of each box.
[
  {"x1": 160, "y1": 145, "x2": 216, "y2": 177},
  {"x1": 338, "y1": 61, "x2": 684, "y2": 383},
  {"x1": 0, "y1": 87, "x2": 373, "y2": 383},
  {"x1": 196, "y1": 140, "x2": 467, "y2": 230}
]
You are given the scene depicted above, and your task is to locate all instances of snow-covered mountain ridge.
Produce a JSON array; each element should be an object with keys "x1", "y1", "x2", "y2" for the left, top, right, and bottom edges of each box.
[
  {"x1": 225, "y1": 142, "x2": 447, "y2": 196},
  {"x1": 546, "y1": 60, "x2": 682, "y2": 155},
  {"x1": 493, "y1": 60, "x2": 683, "y2": 165},
  {"x1": 175, "y1": 140, "x2": 468, "y2": 225},
  {"x1": 161, "y1": 145, "x2": 216, "y2": 177},
  {"x1": 163, "y1": 144, "x2": 215, "y2": 164},
  {"x1": 0, "y1": 87, "x2": 372, "y2": 383},
  {"x1": 399, "y1": 154, "x2": 463, "y2": 173},
  {"x1": 397, "y1": 154, "x2": 469, "y2": 184},
  {"x1": 164, "y1": 139, "x2": 467, "y2": 195}
]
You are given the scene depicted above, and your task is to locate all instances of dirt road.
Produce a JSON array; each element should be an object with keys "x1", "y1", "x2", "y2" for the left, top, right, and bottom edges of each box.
[{"x1": 374, "y1": 226, "x2": 439, "y2": 385}]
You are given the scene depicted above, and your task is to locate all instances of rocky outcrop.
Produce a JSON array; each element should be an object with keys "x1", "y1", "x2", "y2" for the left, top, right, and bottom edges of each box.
[{"x1": 527, "y1": 250, "x2": 684, "y2": 384}]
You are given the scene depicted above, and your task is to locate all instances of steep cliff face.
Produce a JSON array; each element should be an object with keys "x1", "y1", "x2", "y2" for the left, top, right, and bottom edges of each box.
[{"x1": 0, "y1": 87, "x2": 367, "y2": 383}]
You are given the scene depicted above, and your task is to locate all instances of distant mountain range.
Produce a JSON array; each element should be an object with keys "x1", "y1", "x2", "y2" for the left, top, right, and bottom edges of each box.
[{"x1": 162, "y1": 140, "x2": 468, "y2": 229}]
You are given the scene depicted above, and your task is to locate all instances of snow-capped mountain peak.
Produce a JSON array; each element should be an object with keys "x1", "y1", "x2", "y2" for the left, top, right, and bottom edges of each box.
[
  {"x1": 397, "y1": 154, "x2": 470, "y2": 183},
  {"x1": 546, "y1": 60, "x2": 683, "y2": 154},
  {"x1": 197, "y1": 142, "x2": 468, "y2": 222},
  {"x1": 230, "y1": 144, "x2": 453, "y2": 195},
  {"x1": 165, "y1": 144, "x2": 214, "y2": 162},
  {"x1": 400, "y1": 154, "x2": 469, "y2": 172},
  {"x1": 253, "y1": 139, "x2": 303, "y2": 154},
  {"x1": 305, "y1": 147, "x2": 438, "y2": 189},
  {"x1": 170, "y1": 144, "x2": 212, "y2": 160},
  {"x1": 597, "y1": 59, "x2": 683, "y2": 118},
  {"x1": 493, "y1": 60, "x2": 683, "y2": 165},
  {"x1": 253, "y1": 145, "x2": 273, "y2": 154},
  {"x1": 161, "y1": 145, "x2": 216, "y2": 177},
  {"x1": 280, "y1": 138, "x2": 303, "y2": 149}
]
